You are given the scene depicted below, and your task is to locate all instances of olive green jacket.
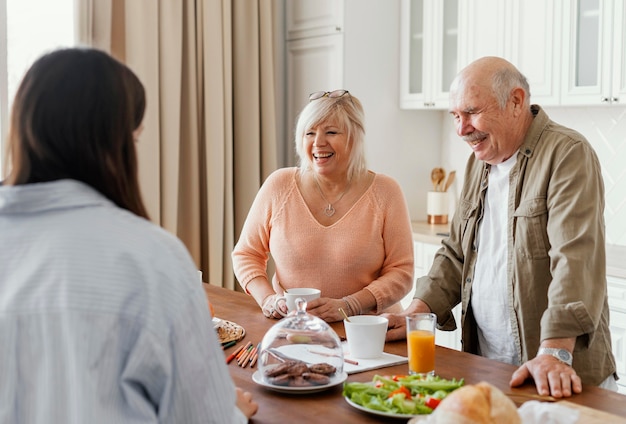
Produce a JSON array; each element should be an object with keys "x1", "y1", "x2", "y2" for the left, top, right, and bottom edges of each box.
[{"x1": 415, "y1": 105, "x2": 616, "y2": 386}]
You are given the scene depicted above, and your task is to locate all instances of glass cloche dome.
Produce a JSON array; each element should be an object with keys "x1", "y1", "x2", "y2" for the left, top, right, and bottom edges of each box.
[{"x1": 257, "y1": 297, "x2": 344, "y2": 388}]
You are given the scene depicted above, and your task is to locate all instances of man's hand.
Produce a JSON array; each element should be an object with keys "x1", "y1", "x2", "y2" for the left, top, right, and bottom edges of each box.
[
  {"x1": 382, "y1": 312, "x2": 410, "y2": 341},
  {"x1": 382, "y1": 298, "x2": 431, "y2": 341},
  {"x1": 510, "y1": 355, "x2": 582, "y2": 398}
]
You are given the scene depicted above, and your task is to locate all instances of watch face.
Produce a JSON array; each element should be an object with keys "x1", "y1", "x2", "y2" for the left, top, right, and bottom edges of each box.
[{"x1": 557, "y1": 350, "x2": 572, "y2": 361}]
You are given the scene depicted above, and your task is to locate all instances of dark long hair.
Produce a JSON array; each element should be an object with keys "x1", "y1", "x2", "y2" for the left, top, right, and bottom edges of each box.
[{"x1": 4, "y1": 48, "x2": 149, "y2": 219}]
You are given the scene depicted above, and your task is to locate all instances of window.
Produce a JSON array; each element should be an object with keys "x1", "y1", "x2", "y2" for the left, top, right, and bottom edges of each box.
[{"x1": 0, "y1": 0, "x2": 75, "y2": 177}]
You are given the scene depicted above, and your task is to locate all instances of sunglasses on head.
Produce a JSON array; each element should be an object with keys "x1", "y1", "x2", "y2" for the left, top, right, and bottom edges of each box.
[{"x1": 308, "y1": 89, "x2": 352, "y2": 103}]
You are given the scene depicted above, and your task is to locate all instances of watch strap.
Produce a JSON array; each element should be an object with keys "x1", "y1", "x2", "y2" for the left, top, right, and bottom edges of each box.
[{"x1": 537, "y1": 347, "x2": 573, "y2": 366}]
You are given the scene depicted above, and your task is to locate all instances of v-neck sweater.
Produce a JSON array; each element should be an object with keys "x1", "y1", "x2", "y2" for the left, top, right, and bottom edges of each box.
[{"x1": 232, "y1": 168, "x2": 414, "y2": 313}]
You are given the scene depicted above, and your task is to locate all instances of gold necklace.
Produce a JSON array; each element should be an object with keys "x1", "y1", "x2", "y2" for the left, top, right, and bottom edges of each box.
[{"x1": 313, "y1": 175, "x2": 352, "y2": 217}]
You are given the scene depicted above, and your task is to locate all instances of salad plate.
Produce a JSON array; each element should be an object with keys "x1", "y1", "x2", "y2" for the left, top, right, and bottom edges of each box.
[
  {"x1": 252, "y1": 370, "x2": 347, "y2": 394},
  {"x1": 343, "y1": 375, "x2": 463, "y2": 419},
  {"x1": 344, "y1": 396, "x2": 428, "y2": 419}
]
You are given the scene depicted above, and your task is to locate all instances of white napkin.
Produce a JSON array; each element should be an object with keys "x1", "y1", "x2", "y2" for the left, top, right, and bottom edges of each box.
[{"x1": 517, "y1": 400, "x2": 580, "y2": 423}]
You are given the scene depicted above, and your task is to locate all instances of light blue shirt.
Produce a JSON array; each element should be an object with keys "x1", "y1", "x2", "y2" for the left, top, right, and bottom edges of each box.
[{"x1": 0, "y1": 180, "x2": 246, "y2": 423}]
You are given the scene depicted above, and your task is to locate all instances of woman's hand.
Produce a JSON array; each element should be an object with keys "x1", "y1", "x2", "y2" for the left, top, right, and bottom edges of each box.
[
  {"x1": 305, "y1": 297, "x2": 348, "y2": 322},
  {"x1": 235, "y1": 387, "x2": 258, "y2": 419},
  {"x1": 261, "y1": 293, "x2": 285, "y2": 319}
]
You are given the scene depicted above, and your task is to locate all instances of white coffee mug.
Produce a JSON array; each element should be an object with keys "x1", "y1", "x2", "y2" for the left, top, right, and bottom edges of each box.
[
  {"x1": 344, "y1": 315, "x2": 388, "y2": 359},
  {"x1": 273, "y1": 288, "x2": 321, "y2": 316}
]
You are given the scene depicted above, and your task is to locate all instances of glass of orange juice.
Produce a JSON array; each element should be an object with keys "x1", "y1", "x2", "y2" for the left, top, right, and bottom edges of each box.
[{"x1": 406, "y1": 313, "x2": 437, "y2": 375}]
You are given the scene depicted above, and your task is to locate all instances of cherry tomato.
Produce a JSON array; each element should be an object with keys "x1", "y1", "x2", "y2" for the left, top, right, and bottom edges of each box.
[
  {"x1": 425, "y1": 397, "x2": 441, "y2": 409},
  {"x1": 388, "y1": 386, "x2": 412, "y2": 399}
]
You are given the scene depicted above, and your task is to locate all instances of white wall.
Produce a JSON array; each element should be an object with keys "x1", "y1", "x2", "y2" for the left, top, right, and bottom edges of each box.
[{"x1": 343, "y1": 0, "x2": 442, "y2": 222}]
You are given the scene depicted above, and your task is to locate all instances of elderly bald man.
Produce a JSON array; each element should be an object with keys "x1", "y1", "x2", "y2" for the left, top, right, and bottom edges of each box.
[{"x1": 384, "y1": 56, "x2": 617, "y2": 398}]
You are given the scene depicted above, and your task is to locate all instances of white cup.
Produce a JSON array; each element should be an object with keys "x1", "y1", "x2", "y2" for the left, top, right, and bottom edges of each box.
[
  {"x1": 344, "y1": 315, "x2": 389, "y2": 359},
  {"x1": 273, "y1": 288, "x2": 321, "y2": 316}
]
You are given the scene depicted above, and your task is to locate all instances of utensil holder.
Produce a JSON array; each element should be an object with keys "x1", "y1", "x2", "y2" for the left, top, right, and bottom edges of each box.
[{"x1": 427, "y1": 191, "x2": 448, "y2": 224}]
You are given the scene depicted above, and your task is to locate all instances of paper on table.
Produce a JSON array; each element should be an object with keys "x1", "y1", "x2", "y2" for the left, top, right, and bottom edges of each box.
[
  {"x1": 341, "y1": 342, "x2": 408, "y2": 375},
  {"x1": 270, "y1": 343, "x2": 408, "y2": 375}
]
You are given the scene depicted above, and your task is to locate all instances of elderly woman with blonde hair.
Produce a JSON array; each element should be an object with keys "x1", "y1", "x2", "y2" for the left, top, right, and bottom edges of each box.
[{"x1": 233, "y1": 89, "x2": 414, "y2": 322}]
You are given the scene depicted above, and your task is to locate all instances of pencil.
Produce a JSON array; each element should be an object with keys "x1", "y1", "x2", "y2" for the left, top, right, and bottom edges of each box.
[
  {"x1": 242, "y1": 345, "x2": 257, "y2": 368},
  {"x1": 236, "y1": 342, "x2": 253, "y2": 360},
  {"x1": 249, "y1": 343, "x2": 261, "y2": 367},
  {"x1": 222, "y1": 340, "x2": 237, "y2": 350},
  {"x1": 238, "y1": 345, "x2": 254, "y2": 366},
  {"x1": 250, "y1": 352, "x2": 259, "y2": 367},
  {"x1": 226, "y1": 343, "x2": 246, "y2": 364}
]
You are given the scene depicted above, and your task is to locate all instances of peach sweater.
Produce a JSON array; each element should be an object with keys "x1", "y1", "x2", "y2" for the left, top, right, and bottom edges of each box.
[{"x1": 232, "y1": 168, "x2": 414, "y2": 313}]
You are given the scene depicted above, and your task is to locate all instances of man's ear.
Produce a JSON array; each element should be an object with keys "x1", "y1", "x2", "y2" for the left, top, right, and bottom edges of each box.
[{"x1": 510, "y1": 87, "x2": 526, "y2": 116}]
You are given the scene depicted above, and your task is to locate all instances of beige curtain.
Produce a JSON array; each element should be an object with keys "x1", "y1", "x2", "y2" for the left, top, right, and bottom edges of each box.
[{"x1": 77, "y1": 0, "x2": 278, "y2": 290}]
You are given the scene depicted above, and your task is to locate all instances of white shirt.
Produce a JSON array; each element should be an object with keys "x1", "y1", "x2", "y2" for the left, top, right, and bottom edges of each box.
[
  {"x1": 0, "y1": 180, "x2": 246, "y2": 424},
  {"x1": 472, "y1": 154, "x2": 520, "y2": 365}
]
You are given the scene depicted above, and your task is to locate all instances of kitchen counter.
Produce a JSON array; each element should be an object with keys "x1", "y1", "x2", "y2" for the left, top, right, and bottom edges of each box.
[{"x1": 411, "y1": 220, "x2": 449, "y2": 245}]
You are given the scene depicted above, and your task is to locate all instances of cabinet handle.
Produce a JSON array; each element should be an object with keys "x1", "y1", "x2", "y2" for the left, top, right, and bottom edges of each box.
[
  {"x1": 601, "y1": 97, "x2": 610, "y2": 103},
  {"x1": 612, "y1": 97, "x2": 619, "y2": 103}
]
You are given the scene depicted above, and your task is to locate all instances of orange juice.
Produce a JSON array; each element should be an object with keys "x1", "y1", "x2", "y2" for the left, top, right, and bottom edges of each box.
[{"x1": 407, "y1": 329, "x2": 435, "y2": 374}]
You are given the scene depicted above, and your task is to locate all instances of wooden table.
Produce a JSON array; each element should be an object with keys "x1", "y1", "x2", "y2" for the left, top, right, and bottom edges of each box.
[{"x1": 204, "y1": 284, "x2": 626, "y2": 423}]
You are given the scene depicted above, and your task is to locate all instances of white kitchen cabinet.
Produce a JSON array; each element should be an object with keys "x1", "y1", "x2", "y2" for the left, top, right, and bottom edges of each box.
[
  {"x1": 612, "y1": 1, "x2": 626, "y2": 106},
  {"x1": 458, "y1": 0, "x2": 562, "y2": 106},
  {"x1": 457, "y1": 0, "x2": 506, "y2": 66},
  {"x1": 504, "y1": 0, "x2": 562, "y2": 106},
  {"x1": 561, "y1": 0, "x2": 626, "y2": 106},
  {"x1": 285, "y1": 0, "x2": 344, "y2": 41},
  {"x1": 405, "y1": 240, "x2": 462, "y2": 351},
  {"x1": 607, "y1": 275, "x2": 626, "y2": 394},
  {"x1": 401, "y1": 0, "x2": 562, "y2": 109},
  {"x1": 399, "y1": 0, "x2": 460, "y2": 109},
  {"x1": 399, "y1": 0, "x2": 626, "y2": 110}
]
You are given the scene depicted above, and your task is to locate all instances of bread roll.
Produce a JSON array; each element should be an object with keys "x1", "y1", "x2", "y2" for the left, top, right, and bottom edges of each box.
[{"x1": 428, "y1": 381, "x2": 521, "y2": 424}]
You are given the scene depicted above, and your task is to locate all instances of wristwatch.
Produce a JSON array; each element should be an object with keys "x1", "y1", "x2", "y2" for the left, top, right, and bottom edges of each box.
[{"x1": 537, "y1": 347, "x2": 573, "y2": 366}]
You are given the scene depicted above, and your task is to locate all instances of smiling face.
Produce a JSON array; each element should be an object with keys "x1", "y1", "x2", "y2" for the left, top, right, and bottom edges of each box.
[
  {"x1": 304, "y1": 120, "x2": 350, "y2": 178},
  {"x1": 294, "y1": 93, "x2": 367, "y2": 181},
  {"x1": 448, "y1": 58, "x2": 530, "y2": 165}
]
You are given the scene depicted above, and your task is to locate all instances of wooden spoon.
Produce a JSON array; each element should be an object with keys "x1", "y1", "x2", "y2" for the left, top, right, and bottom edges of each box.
[
  {"x1": 431, "y1": 168, "x2": 445, "y2": 191},
  {"x1": 437, "y1": 169, "x2": 446, "y2": 191},
  {"x1": 443, "y1": 170, "x2": 456, "y2": 192}
]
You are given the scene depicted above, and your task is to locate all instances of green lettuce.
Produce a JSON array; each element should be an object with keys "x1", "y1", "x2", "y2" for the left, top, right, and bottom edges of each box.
[{"x1": 343, "y1": 374, "x2": 464, "y2": 415}]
